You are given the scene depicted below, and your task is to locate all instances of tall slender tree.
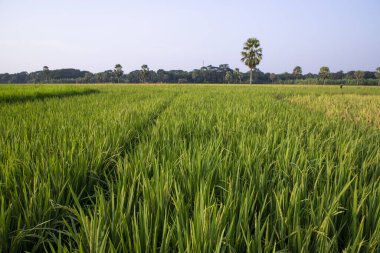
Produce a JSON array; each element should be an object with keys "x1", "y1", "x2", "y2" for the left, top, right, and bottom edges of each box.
[
  {"x1": 140, "y1": 64, "x2": 150, "y2": 83},
  {"x1": 319, "y1": 66, "x2": 330, "y2": 85},
  {"x1": 225, "y1": 71, "x2": 233, "y2": 84},
  {"x1": 43, "y1": 66, "x2": 50, "y2": 83},
  {"x1": 233, "y1": 68, "x2": 242, "y2": 84},
  {"x1": 241, "y1": 37, "x2": 263, "y2": 84},
  {"x1": 114, "y1": 64, "x2": 123, "y2": 83},
  {"x1": 292, "y1": 66, "x2": 302, "y2": 83}
]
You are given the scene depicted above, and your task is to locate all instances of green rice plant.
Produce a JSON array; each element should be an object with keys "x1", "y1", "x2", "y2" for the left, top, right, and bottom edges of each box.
[
  {"x1": 288, "y1": 93, "x2": 380, "y2": 129},
  {"x1": 0, "y1": 84, "x2": 379, "y2": 252},
  {"x1": 0, "y1": 85, "x2": 177, "y2": 251}
]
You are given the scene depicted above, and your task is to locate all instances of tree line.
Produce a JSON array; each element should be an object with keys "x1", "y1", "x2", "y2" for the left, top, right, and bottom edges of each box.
[
  {"x1": 1, "y1": 66, "x2": 379, "y2": 85},
  {"x1": 1, "y1": 38, "x2": 379, "y2": 85}
]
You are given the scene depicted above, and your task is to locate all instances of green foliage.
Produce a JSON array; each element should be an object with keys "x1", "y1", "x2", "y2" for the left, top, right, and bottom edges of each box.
[
  {"x1": 1, "y1": 67, "x2": 378, "y2": 85},
  {"x1": 140, "y1": 65, "x2": 150, "y2": 83},
  {"x1": 292, "y1": 66, "x2": 302, "y2": 81},
  {"x1": 233, "y1": 68, "x2": 242, "y2": 84},
  {"x1": 0, "y1": 84, "x2": 379, "y2": 252},
  {"x1": 269, "y1": 73, "x2": 276, "y2": 83},
  {"x1": 319, "y1": 66, "x2": 330, "y2": 84},
  {"x1": 113, "y1": 64, "x2": 124, "y2": 83},
  {"x1": 43, "y1": 66, "x2": 50, "y2": 83},
  {"x1": 241, "y1": 37, "x2": 263, "y2": 84},
  {"x1": 354, "y1": 70, "x2": 365, "y2": 85},
  {"x1": 224, "y1": 71, "x2": 233, "y2": 84},
  {"x1": 375, "y1": 67, "x2": 380, "y2": 85}
]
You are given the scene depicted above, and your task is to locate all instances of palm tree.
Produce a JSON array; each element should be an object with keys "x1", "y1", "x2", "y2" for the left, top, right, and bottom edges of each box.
[
  {"x1": 241, "y1": 37, "x2": 263, "y2": 84},
  {"x1": 114, "y1": 64, "x2": 123, "y2": 83},
  {"x1": 319, "y1": 66, "x2": 330, "y2": 85}
]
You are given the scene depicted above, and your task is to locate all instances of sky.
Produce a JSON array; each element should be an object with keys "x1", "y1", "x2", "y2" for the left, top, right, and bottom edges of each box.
[{"x1": 0, "y1": 0, "x2": 379, "y2": 74}]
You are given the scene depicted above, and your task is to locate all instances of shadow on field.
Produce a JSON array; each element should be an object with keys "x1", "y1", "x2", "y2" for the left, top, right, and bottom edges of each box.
[{"x1": 0, "y1": 89, "x2": 100, "y2": 104}]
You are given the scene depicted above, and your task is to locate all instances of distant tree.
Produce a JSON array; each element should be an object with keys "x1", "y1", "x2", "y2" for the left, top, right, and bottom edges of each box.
[
  {"x1": 200, "y1": 66, "x2": 209, "y2": 83},
  {"x1": 241, "y1": 37, "x2": 263, "y2": 84},
  {"x1": 354, "y1": 71, "x2": 365, "y2": 85},
  {"x1": 225, "y1": 71, "x2": 233, "y2": 84},
  {"x1": 344, "y1": 71, "x2": 355, "y2": 79},
  {"x1": 84, "y1": 73, "x2": 93, "y2": 83},
  {"x1": 218, "y1": 64, "x2": 231, "y2": 83},
  {"x1": 192, "y1": 70, "x2": 201, "y2": 83},
  {"x1": 140, "y1": 64, "x2": 150, "y2": 83},
  {"x1": 149, "y1": 70, "x2": 158, "y2": 83},
  {"x1": 292, "y1": 66, "x2": 302, "y2": 82},
  {"x1": 6, "y1": 71, "x2": 29, "y2": 84},
  {"x1": 331, "y1": 70, "x2": 344, "y2": 80},
  {"x1": 157, "y1": 69, "x2": 166, "y2": 83},
  {"x1": 269, "y1": 73, "x2": 276, "y2": 84},
  {"x1": 102, "y1": 71, "x2": 113, "y2": 83},
  {"x1": 233, "y1": 68, "x2": 242, "y2": 84},
  {"x1": 178, "y1": 78, "x2": 188, "y2": 84},
  {"x1": 28, "y1": 72, "x2": 38, "y2": 84},
  {"x1": 375, "y1": 67, "x2": 380, "y2": 85},
  {"x1": 219, "y1": 64, "x2": 230, "y2": 72},
  {"x1": 127, "y1": 70, "x2": 141, "y2": 83},
  {"x1": 43, "y1": 66, "x2": 50, "y2": 83},
  {"x1": 114, "y1": 64, "x2": 123, "y2": 83},
  {"x1": 319, "y1": 66, "x2": 330, "y2": 85},
  {"x1": 95, "y1": 73, "x2": 103, "y2": 83}
]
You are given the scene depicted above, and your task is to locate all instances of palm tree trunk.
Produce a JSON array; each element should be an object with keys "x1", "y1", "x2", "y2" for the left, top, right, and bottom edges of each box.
[{"x1": 250, "y1": 69, "x2": 253, "y2": 84}]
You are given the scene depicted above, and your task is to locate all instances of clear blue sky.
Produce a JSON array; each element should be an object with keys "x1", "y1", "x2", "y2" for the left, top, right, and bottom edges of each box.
[{"x1": 1, "y1": 0, "x2": 379, "y2": 74}]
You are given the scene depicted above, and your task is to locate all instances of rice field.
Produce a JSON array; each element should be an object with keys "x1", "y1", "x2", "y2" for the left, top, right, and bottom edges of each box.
[{"x1": 0, "y1": 84, "x2": 379, "y2": 252}]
